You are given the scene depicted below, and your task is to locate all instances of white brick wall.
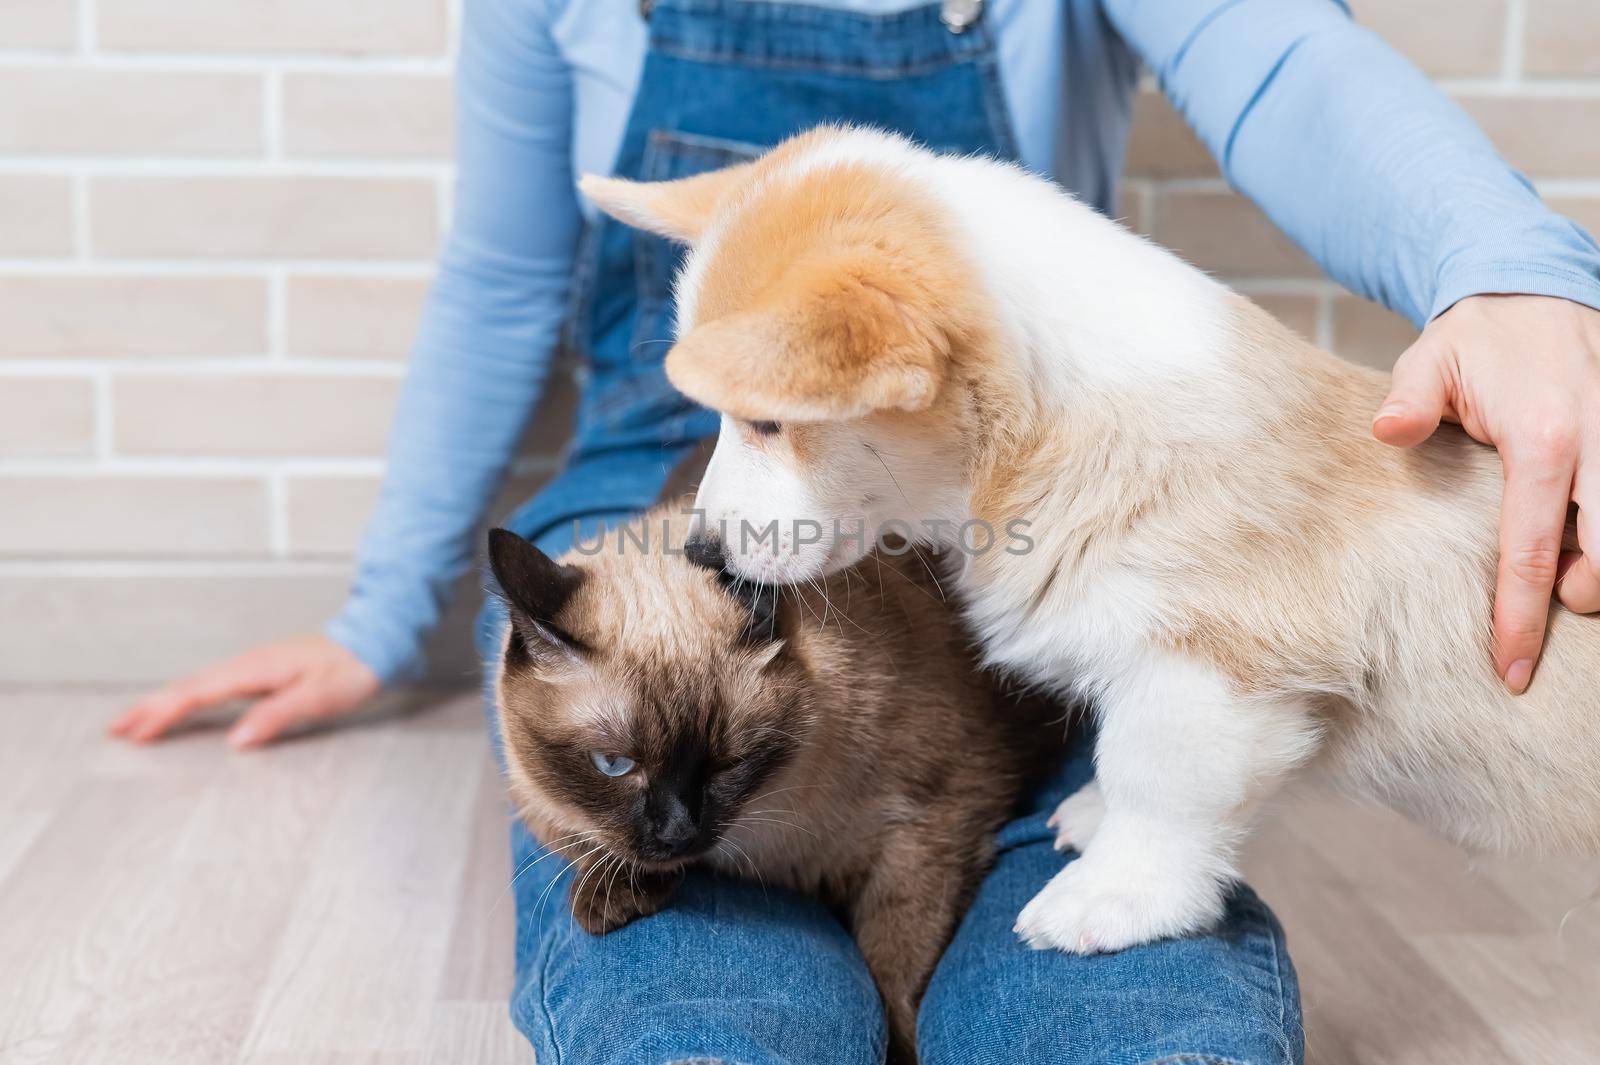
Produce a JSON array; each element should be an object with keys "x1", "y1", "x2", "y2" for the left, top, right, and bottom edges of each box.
[
  {"x1": 1, "y1": 0, "x2": 1596, "y2": 683},
  {"x1": 0, "y1": 0, "x2": 490, "y2": 683}
]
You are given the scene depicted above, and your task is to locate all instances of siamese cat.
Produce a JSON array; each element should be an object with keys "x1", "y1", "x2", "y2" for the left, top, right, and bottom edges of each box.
[{"x1": 487, "y1": 508, "x2": 1058, "y2": 1062}]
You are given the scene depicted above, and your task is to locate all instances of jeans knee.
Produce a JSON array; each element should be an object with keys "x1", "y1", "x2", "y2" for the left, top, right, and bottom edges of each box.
[{"x1": 513, "y1": 873, "x2": 887, "y2": 1065}]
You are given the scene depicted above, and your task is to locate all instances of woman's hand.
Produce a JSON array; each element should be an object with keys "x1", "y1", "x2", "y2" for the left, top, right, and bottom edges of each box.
[
  {"x1": 109, "y1": 634, "x2": 381, "y2": 750},
  {"x1": 1372, "y1": 293, "x2": 1600, "y2": 693}
]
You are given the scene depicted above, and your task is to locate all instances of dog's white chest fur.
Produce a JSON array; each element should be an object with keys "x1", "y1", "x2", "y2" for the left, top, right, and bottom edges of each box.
[{"x1": 959, "y1": 559, "x2": 1158, "y2": 701}]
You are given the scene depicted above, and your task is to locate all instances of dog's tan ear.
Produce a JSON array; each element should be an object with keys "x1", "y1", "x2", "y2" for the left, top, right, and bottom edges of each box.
[
  {"x1": 579, "y1": 161, "x2": 757, "y2": 244},
  {"x1": 666, "y1": 247, "x2": 949, "y2": 422}
]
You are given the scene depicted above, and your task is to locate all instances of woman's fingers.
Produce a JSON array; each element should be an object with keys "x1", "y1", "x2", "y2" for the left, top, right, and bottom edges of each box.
[
  {"x1": 1556, "y1": 475, "x2": 1600, "y2": 615},
  {"x1": 1371, "y1": 338, "x2": 1452, "y2": 448},
  {"x1": 1494, "y1": 441, "x2": 1578, "y2": 693},
  {"x1": 109, "y1": 635, "x2": 380, "y2": 750},
  {"x1": 111, "y1": 649, "x2": 290, "y2": 743},
  {"x1": 227, "y1": 681, "x2": 327, "y2": 750}
]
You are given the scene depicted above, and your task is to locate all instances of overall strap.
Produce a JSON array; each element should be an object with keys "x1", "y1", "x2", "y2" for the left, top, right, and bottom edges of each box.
[{"x1": 560, "y1": 0, "x2": 1019, "y2": 463}]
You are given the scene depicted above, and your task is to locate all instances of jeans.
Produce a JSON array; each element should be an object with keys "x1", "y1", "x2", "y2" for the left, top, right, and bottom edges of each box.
[{"x1": 512, "y1": 757, "x2": 1299, "y2": 1065}]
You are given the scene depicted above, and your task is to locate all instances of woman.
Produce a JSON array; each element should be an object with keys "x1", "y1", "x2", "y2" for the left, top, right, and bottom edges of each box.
[{"x1": 114, "y1": 1, "x2": 1600, "y2": 1062}]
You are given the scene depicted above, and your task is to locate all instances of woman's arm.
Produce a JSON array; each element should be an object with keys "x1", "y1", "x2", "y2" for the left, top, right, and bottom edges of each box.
[
  {"x1": 326, "y1": 0, "x2": 582, "y2": 683},
  {"x1": 113, "y1": 0, "x2": 580, "y2": 746},
  {"x1": 1106, "y1": 0, "x2": 1600, "y2": 322},
  {"x1": 1106, "y1": 0, "x2": 1600, "y2": 689}
]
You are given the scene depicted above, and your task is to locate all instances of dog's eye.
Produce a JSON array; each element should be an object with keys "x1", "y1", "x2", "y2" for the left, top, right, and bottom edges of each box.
[
  {"x1": 589, "y1": 751, "x2": 636, "y2": 777},
  {"x1": 745, "y1": 420, "x2": 781, "y2": 437}
]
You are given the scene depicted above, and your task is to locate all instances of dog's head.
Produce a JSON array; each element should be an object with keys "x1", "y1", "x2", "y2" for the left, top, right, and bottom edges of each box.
[{"x1": 581, "y1": 128, "x2": 986, "y2": 584}]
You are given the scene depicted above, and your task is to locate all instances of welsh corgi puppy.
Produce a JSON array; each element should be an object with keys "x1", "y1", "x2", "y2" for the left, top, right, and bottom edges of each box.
[{"x1": 580, "y1": 127, "x2": 1600, "y2": 955}]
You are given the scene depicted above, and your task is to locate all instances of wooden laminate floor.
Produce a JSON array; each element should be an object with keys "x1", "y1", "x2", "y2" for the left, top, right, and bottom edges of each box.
[{"x1": 2, "y1": 688, "x2": 1595, "y2": 1064}]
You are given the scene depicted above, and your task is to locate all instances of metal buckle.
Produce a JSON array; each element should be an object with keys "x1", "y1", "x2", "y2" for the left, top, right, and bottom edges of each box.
[{"x1": 940, "y1": 0, "x2": 982, "y2": 33}]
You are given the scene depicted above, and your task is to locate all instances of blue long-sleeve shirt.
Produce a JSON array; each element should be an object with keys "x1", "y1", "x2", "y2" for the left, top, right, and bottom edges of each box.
[{"x1": 327, "y1": 0, "x2": 1600, "y2": 683}]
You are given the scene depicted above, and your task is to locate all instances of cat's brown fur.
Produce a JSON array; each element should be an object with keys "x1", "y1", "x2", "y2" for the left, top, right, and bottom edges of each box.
[{"x1": 488, "y1": 507, "x2": 1058, "y2": 1062}]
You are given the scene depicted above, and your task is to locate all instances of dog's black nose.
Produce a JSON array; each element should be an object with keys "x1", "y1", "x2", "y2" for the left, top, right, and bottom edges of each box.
[{"x1": 684, "y1": 533, "x2": 725, "y2": 572}]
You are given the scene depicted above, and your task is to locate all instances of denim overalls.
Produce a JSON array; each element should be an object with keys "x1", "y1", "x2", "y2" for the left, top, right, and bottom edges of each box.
[
  {"x1": 485, "y1": 3, "x2": 1303, "y2": 1063},
  {"x1": 490, "y1": 0, "x2": 1018, "y2": 562}
]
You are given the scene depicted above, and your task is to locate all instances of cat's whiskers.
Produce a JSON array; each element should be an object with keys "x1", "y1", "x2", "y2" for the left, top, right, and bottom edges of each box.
[
  {"x1": 755, "y1": 755, "x2": 847, "y2": 798},
  {"x1": 807, "y1": 572, "x2": 873, "y2": 641},
  {"x1": 869, "y1": 551, "x2": 890, "y2": 609},
  {"x1": 487, "y1": 830, "x2": 601, "y2": 920},
  {"x1": 569, "y1": 847, "x2": 617, "y2": 921},
  {"x1": 737, "y1": 807, "x2": 814, "y2": 831},
  {"x1": 857, "y1": 536, "x2": 942, "y2": 607},
  {"x1": 600, "y1": 850, "x2": 629, "y2": 914},
  {"x1": 717, "y1": 834, "x2": 765, "y2": 894},
  {"x1": 532, "y1": 840, "x2": 605, "y2": 931},
  {"x1": 734, "y1": 813, "x2": 818, "y2": 840},
  {"x1": 804, "y1": 574, "x2": 833, "y2": 630},
  {"x1": 809, "y1": 569, "x2": 902, "y2": 665},
  {"x1": 792, "y1": 581, "x2": 826, "y2": 628},
  {"x1": 743, "y1": 781, "x2": 827, "y2": 807}
]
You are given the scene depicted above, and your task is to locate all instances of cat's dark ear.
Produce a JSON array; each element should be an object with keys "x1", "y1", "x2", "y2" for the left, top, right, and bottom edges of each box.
[{"x1": 487, "y1": 528, "x2": 587, "y2": 666}]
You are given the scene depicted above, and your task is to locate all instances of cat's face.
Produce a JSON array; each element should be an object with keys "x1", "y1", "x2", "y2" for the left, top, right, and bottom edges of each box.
[{"x1": 488, "y1": 522, "x2": 812, "y2": 869}]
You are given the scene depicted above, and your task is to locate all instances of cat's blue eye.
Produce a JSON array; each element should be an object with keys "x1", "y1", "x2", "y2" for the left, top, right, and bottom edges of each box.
[{"x1": 589, "y1": 751, "x2": 636, "y2": 778}]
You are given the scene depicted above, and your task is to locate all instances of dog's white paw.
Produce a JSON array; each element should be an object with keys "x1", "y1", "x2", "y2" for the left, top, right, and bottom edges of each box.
[
  {"x1": 1013, "y1": 849, "x2": 1226, "y2": 954},
  {"x1": 1046, "y1": 781, "x2": 1104, "y2": 853}
]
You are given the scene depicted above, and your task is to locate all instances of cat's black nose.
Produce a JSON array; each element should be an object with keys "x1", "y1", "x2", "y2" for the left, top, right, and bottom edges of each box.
[
  {"x1": 653, "y1": 813, "x2": 701, "y2": 857},
  {"x1": 684, "y1": 532, "x2": 725, "y2": 572},
  {"x1": 646, "y1": 787, "x2": 704, "y2": 858}
]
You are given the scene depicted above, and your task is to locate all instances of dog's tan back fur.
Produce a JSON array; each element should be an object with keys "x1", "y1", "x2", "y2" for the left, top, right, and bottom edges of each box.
[{"x1": 966, "y1": 292, "x2": 1600, "y2": 855}]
